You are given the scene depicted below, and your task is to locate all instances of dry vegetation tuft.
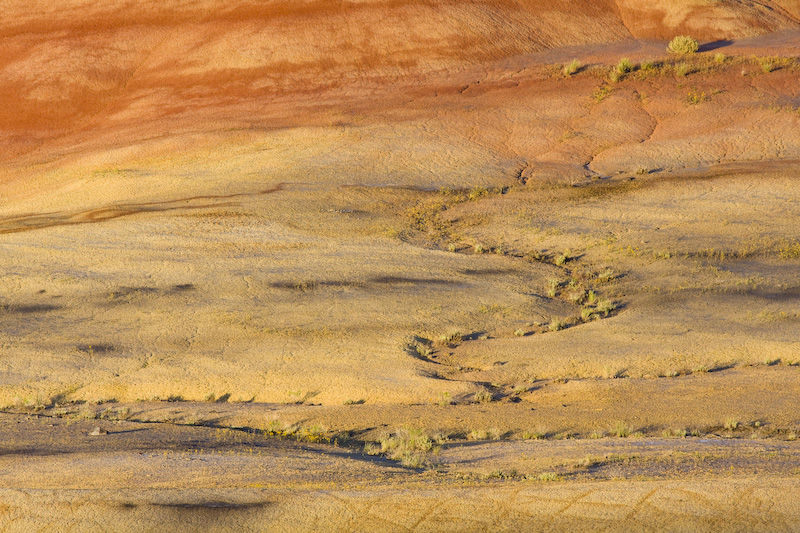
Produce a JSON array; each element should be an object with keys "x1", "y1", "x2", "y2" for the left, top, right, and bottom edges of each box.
[{"x1": 667, "y1": 36, "x2": 699, "y2": 55}]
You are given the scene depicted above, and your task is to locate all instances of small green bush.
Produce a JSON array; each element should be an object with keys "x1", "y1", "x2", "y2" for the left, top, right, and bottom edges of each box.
[{"x1": 667, "y1": 36, "x2": 699, "y2": 55}]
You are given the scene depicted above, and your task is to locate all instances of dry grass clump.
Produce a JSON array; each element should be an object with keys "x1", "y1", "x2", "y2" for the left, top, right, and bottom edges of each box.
[
  {"x1": 609, "y1": 58, "x2": 635, "y2": 82},
  {"x1": 368, "y1": 427, "x2": 440, "y2": 468},
  {"x1": 610, "y1": 421, "x2": 633, "y2": 437},
  {"x1": 563, "y1": 59, "x2": 582, "y2": 76},
  {"x1": 593, "y1": 84, "x2": 612, "y2": 103},
  {"x1": 596, "y1": 268, "x2": 615, "y2": 283},
  {"x1": 486, "y1": 469, "x2": 519, "y2": 479},
  {"x1": 547, "y1": 278, "x2": 560, "y2": 298},
  {"x1": 595, "y1": 298, "x2": 617, "y2": 316},
  {"x1": 468, "y1": 186, "x2": 489, "y2": 201},
  {"x1": 567, "y1": 289, "x2": 586, "y2": 303},
  {"x1": 468, "y1": 428, "x2": 500, "y2": 441},
  {"x1": 437, "y1": 331, "x2": 462, "y2": 347},
  {"x1": 473, "y1": 390, "x2": 494, "y2": 403},
  {"x1": 616, "y1": 58, "x2": 635, "y2": 74},
  {"x1": 667, "y1": 36, "x2": 699, "y2": 55},
  {"x1": 555, "y1": 250, "x2": 571, "y2": 266},
  {"x1": 405, "y1": 337, "x2": 434, "y2": 360},
  {"x1": 12, "y1": 394, "x2": 47, "y2": 411},
  {"x1": 724, "y1": 417, "x2": 740, "y2": 431},
  {"x1": 521, "y1": 429, "x2": 547, "y2": 440}
]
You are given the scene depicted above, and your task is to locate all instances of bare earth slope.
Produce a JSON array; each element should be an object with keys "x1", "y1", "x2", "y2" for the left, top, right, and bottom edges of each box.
[{"x1": 2, "y1": 1, "x2": 800, "y2": 530}]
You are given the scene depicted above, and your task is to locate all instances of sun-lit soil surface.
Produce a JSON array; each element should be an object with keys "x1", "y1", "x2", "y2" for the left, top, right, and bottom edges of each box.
[
  {"x1": 2, "y1": 412, "x2": 800, "y2": 531},
  {"x1": 2, "y1": 0, "x2": 800, "y2": 529}
]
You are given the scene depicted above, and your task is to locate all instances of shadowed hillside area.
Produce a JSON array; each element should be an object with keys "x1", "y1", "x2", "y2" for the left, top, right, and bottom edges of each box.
[{"x1": 2, "y1": 1, "x2": 800, "y2": 530}]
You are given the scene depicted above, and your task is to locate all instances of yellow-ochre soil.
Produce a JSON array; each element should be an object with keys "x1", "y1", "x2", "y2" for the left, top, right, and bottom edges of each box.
[{"x1": 2, "y1": 1, "x2": 800, "y2": 530}]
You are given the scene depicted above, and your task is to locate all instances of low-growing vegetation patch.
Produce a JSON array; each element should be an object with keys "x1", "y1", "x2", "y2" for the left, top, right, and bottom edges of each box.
[
  {"x1": 610, "y1": 421, "x2": 633, "y2": 438},
  {"x1": 667, "y1": 35, "x2": 699, "y2": 55},
  {"x1": 364, "y1": 427, "x2": 441, "y2": 468},
  {"x1": 486, "y1": 469, "x2": 519, "y2": 479},
  {"x1": 468, "y1": 428, "x2": 500, "y2": 441},
  {"x1": 555, "y1": 250, "x2": 571, "y2": 266},
  {"x1": 343, "y1": 398, "x2": 365, "y2": 405},
  {"x1": 563, "y1": 59, "x2": 581, "y2": 76},
  {"x1": 616, "y1": 57, "x2": 634, "y2": 74},
  {"x1": 547, "y1": 278, "x2": 560, "y2": 298},
  {"x1": 686, "y1": 89, "x2": 709, "y2": 105},
  {"x1": 640, "y1": 60, "x2": 656, "y2": 71},
  {"x1": 521, "y1": 429, "x2": 547, "y2": 440},
  {"x1": 437, "y1": 331, "x2": 462, "y2": 347},
  {"x1": 779, "y1": 243, "x2": 800, "y2": 258},
  {"x1": 724, "y1": 417, "x2": 740, "y2": 431},
  {"x1": 473, "y1": 390, "x2": 494, "y2": 403},
  {"x1": 593, "y1": 84, "x2": 612, "y2": 103},
  {"x1": 368, "y1": 427, "x2": 440, "y2": 468},
  {"x1": 405, "y1": 337, "x2": 435, "y2": 360}
]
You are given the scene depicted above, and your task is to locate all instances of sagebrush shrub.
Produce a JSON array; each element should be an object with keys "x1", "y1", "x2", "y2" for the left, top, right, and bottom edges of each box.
[{"x1": 668, "y1": 36, "x2": 699, "y2": 54}]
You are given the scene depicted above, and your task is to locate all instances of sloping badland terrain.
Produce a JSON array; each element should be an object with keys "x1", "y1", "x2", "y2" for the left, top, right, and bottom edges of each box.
[{"x1": 2, "y1": 0, "x2": 800, "y2": 530}]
